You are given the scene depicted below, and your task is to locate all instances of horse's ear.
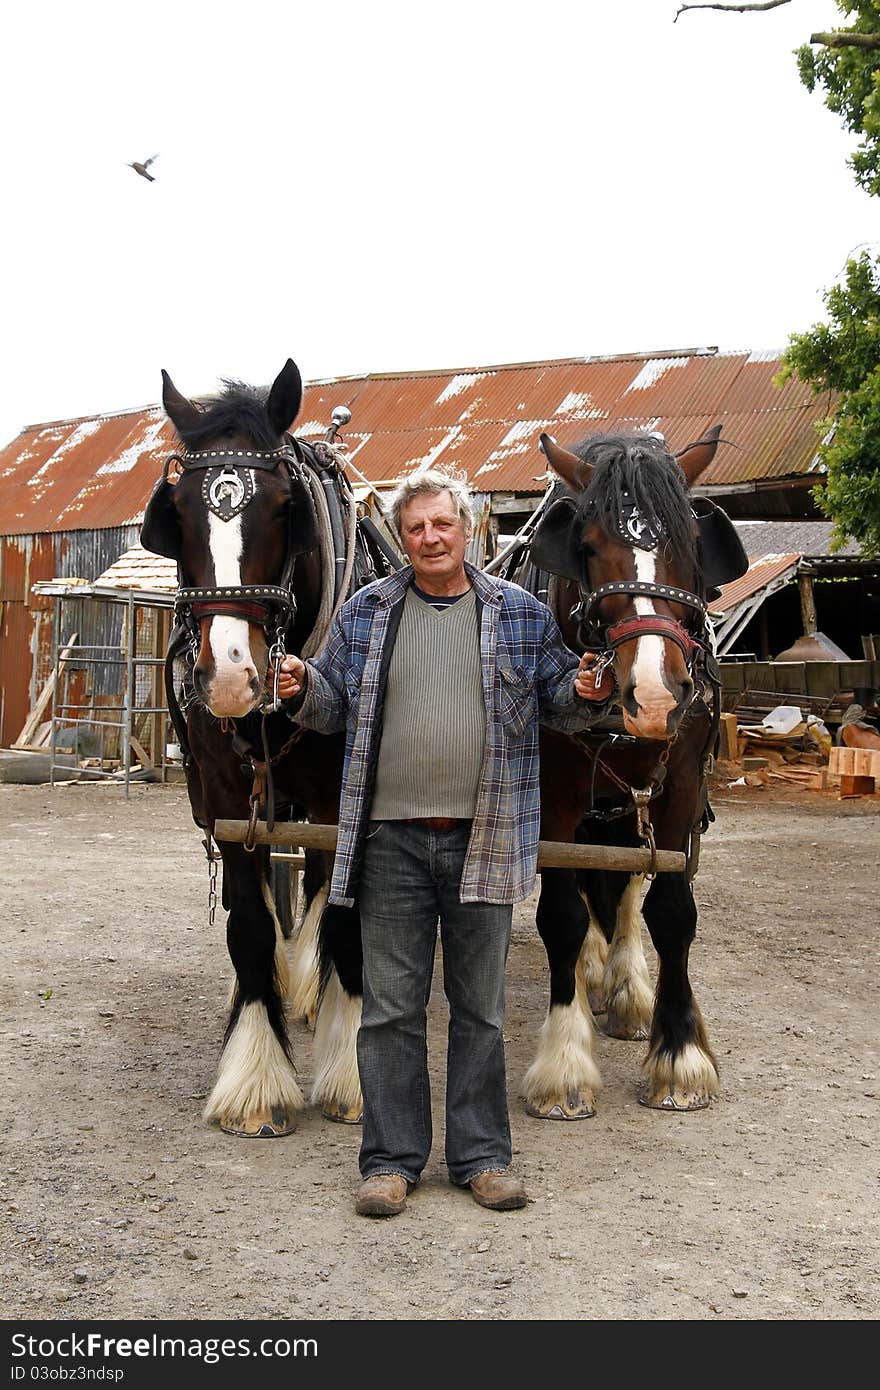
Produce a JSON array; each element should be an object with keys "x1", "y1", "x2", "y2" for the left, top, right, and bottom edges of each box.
[
  {"x1": 675, "y1": 423, "x2": 722, "y2": 487},
  {"x1": 288, "y1": 471, "x2": 320, "y2": 554},
  {"x1": 161, "y1": 369, "x2": 202, "y2": 437},
  {"x1": 529, "y1": 495, "x2": 583, "y2": 582},
  {"x1": 539, "y1": 433, "x2": 593, "y2": 491},
  {"x1": 267, "y1": 359, "x2": 303, "y2": 437},
  {"x1": 140, "y1": 477, "x2": 180, "y2": 561}
]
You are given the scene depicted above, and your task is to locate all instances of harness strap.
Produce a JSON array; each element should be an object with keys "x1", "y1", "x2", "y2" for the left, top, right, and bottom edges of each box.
[{"x1": 605, "y1": 614, "x2": 702, "y2": 661}]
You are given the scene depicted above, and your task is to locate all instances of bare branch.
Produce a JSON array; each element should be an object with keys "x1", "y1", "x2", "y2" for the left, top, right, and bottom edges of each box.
[
  {"x1": 674, "y1": 1, "x2": 790, "y2": 21},
  {"x1": 810, "y1": 31, "x2": 880, "y2": 51}
]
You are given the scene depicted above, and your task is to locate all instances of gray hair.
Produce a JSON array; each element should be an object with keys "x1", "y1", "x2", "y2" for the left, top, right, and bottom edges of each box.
[{"x1": 387, "y1": 464, "x2": 474, "y2": 537}]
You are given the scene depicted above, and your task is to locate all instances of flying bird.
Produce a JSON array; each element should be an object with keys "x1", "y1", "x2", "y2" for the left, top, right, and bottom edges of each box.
[{"x1": 128, "y1": 154, "x2": 158, "y2": 182}]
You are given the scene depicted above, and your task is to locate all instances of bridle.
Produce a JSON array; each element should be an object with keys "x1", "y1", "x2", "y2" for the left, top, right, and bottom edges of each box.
[
  {"x1": 166, "y1": 442, "x2": 305, "y2": 686},
  {"x1": 567, "y1": 512, "x2": 722, "y2": 870},
  {"x1": 569, "y1": 509, "x2": 717, "y2": 686}
]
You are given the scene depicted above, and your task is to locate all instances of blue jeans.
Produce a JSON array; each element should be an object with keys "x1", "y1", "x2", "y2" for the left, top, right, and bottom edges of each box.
[{"x1": 357, "y1": 820, "x2": 514, "y2": 1187}]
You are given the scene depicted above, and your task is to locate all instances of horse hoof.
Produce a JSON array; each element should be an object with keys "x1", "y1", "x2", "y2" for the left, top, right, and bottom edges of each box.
[
  {"x1": 526, "y1": 1093, "x2": 596, "y2": 1121},
  {"x1": 219, "y1": 1106, "x2": 297, "y2": 1137},
  {"x1": 638, "y1": 1082, "x2": 712, "y2": 1112},
  {"x1": 321, "y1": 1101, "x2": 363, "y2": 1125},
  {"x1": 587, "y1": 990, "x2": 606, "y2": 1015},
  {"x1": 605, "y1": 1011, "x2": 650, "y2": 1041}
]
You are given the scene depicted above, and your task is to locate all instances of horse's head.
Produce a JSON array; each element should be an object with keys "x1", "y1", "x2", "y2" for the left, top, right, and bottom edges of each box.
[
  {"x1": 140, "y1": 359, "x2": 320, "y2": 719},
  {"x1": 532, "y1": 427, "x2": 745, "y2": 740}
]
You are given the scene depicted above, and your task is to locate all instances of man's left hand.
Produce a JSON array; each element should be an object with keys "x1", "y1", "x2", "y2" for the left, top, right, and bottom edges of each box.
[{"x1": 575, "y1": 652, "x2": 615, "y2": 702}]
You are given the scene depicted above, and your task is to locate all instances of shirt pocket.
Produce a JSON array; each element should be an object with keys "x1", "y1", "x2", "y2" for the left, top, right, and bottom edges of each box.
[
  {"x1": 497, "y1": 664, "x2": 536, "y2": 739},
  {"x1": 343, "y1": 669, "x2": 362, "y2": 731}
]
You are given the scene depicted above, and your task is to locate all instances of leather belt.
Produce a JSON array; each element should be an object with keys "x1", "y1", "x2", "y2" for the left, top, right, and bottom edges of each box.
[{"x1": 402, "y1": 817, "x2": 470, "y2": 831}]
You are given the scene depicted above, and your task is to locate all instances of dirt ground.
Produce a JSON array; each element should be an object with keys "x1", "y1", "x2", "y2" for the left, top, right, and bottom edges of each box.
[{"x1": 1, "y1": 777, "x2": 878, "y2": 1323}]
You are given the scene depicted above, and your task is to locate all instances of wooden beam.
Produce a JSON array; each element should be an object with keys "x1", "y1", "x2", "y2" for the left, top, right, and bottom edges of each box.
[
  {"x1": 798, "y1": 572, "x2": 818, "y2": 635},
  {"x1": 214, "y1": 819, "x2": 686, "y2": 874}
]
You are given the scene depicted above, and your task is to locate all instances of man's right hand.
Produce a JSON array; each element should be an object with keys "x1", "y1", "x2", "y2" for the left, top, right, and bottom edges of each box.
[{"x1": 273, "y1": 655, "x2": 306, "y2": 702}]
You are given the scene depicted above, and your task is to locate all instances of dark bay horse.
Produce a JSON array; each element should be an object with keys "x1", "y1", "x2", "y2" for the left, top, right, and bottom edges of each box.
[
  {"x1": 521, "y1": 428, "x2": 747, "y2": 1116},
  {"x1": 140, "y1": 360, "x2": 385, "y2": 1135}
]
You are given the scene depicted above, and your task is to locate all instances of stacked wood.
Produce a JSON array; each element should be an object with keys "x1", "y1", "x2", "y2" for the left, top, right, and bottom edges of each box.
[{"x1": 828, "y1": 745, "x2": 880, "y2": 797}]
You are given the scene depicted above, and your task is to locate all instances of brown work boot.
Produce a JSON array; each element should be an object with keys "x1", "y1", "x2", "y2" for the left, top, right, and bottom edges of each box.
[
  {"x1": 468, "y1": 1169, "x2": 528, "y2": 1210},
  {"x1": 355, "y1": 1173, "x2": 410, "y2": 1217}
]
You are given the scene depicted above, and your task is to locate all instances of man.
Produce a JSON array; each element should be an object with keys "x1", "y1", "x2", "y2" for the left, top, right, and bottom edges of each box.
[{"x1": 276, "y1": 465, "x2": 613, "y2": 1217}]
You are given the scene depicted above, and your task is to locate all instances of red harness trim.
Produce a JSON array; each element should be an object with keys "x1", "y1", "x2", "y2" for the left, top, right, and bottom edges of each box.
[
  {"x1": 190, "y1": 601, "x2": 272, "y2": 624},
  {"x1": 605, "y1": 615, "x2": 701, "y2": 660}
]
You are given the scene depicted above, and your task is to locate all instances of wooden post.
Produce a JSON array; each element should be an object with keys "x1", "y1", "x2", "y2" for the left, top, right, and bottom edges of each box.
[
  {"x1": 213, "y1": 819, "x2": 687, "y2": 875},
  {"x1": 798, "y1": 572, "x2": 818, "y2": 635}
]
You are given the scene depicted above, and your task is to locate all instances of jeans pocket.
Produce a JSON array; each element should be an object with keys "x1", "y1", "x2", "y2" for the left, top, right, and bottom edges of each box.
[{"x1": 365, "y1": 821, "x2": 386, "y2": 840}]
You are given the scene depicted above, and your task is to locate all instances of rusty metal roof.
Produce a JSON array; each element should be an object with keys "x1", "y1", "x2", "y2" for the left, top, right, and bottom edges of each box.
[
  {"x1": 708, "y1": 553, "x2": 800, "y2": 617},
  {"x1": 0, "y1": 348, "x2": 833, "y2": 536}
]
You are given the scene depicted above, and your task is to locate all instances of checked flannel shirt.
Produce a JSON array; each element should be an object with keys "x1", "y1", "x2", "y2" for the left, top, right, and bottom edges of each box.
[{"x1": 289, "y1": 562, "x2": 602, "y2": 906}]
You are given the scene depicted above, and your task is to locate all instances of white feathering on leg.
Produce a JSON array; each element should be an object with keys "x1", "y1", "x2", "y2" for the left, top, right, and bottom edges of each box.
[
  {"x1": 203, "y1": 1000, "x2": 304, "y2": 1123},
  {"x1": 289, "y1": 882, "x2": 328, "y2": 1022},
  {"x1": 311, "y1": 968, "x2": 362, "y2": 1113}
]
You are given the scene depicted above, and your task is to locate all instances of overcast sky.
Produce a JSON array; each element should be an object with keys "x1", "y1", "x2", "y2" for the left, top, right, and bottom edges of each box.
[{"x1": 1, "y1": 0, "x2": 875, "y2": 445}]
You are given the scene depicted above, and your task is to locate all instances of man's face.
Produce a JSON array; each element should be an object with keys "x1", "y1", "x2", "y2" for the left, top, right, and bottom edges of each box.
[{"x1": 399, "y1": 489, "x2": 470, "y2": 591}]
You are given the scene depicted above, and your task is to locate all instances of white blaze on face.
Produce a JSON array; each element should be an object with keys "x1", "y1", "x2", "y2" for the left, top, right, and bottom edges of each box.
[
  {"x1": 205, "y1": 513, "x2": 259, "y2": 714},
  {"x1": 628, "y1": 547, "x2": 676, "y2": 725}
]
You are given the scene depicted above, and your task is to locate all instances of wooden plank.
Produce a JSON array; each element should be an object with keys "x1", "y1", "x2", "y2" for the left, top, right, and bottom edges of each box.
[
  {"x1": 718, "y1": 711, "x2": 739, "y2": 762},
  {"x1": 839, "y1": 774, "x2": 875, "y2": 798},
  {"x1": 129, "y1": 735, "x2": 154, "y2": 770},
  {"x1": 214, "y1": 818, "x2": 687, "y2": 874},
  {"x1": 12, "y1": 634, "x2": 78, "y2": 748}
]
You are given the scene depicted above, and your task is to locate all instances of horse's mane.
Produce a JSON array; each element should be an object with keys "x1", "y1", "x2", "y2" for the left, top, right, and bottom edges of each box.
[
  {"x1": 175, "y1": 380, "x2": 282, "y2": 452},
  {"x1": 572, "y1": 433, "x2": 697, "y2": 568}
]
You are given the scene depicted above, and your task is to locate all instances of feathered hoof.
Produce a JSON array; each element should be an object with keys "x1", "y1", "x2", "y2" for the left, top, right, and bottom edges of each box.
[
  {"x1": 587, "y1": 990, "x2": 606, "y2": 1015},
  {"x1": 525, "y1": 1091, "x2": 596, "y2": 1120},
  {"x1": 321, "y1": 1100, "x2": 363, "y2": 1125},
  {"x1": 219, "y1": 1106, "x2": 298, "y2": 1137},
  {"x1": 605, "y1": 1010, "x2": 650, "y2": 1041},
  {"x1": 638, "y1": 1081, "x2": 712, "y2": 1112}
]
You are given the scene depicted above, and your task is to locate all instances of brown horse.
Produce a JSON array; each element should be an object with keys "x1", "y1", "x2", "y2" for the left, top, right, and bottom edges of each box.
[
  {"x1": 141, "y1": 361, "x2": 393, "y2": 1136},
  {"x1": 520, "y1": 428, "x2": 747, "y2": 1116}
]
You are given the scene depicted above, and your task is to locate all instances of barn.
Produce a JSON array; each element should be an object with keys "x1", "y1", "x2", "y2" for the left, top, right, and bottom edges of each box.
[{"x1": 0, "y1": 344, "x2": 864, "y2": 753}]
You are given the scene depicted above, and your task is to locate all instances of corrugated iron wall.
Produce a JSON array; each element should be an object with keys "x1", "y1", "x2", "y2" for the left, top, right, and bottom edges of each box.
[{"x1": 0, "y1": 526, "x2": 138, "y2": 747}]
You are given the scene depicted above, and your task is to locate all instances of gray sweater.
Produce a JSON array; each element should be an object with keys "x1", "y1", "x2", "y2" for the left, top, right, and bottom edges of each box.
[{"x1": 370, "y1": 587, "x2": 485, "y2": 819}]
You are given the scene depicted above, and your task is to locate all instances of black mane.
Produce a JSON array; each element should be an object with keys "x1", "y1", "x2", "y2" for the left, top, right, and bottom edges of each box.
[
  {"x1": 573, "y1": 433, "x2": 697, "y2": 569},
  {"x1": 175, "y1": 380, "x2": 283, "y2": 452}
]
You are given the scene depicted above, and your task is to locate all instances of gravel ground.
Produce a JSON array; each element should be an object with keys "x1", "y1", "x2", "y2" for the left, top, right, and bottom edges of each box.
[{"x1": 1, "y1": 779, "x2": 878, "y2": 1321}]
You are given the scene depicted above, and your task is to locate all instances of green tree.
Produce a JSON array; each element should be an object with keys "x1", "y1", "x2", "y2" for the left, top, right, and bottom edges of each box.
[
  {"x1": 777, "y1": 252, "x2": 880, "y2": 556},
  {"x1": 795, "y1": 1, "x2": 880, "y2": 196}
]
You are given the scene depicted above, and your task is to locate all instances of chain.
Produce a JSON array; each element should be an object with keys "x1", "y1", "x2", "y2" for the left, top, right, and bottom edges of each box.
[{"x1": 202, "y1": 834, "x2": 222, "y2": 928}]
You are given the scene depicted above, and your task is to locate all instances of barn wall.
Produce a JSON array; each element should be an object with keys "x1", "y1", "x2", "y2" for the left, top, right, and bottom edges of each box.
[{"x1": 0, "y1": 526, "x2": 138, "y2": 747}]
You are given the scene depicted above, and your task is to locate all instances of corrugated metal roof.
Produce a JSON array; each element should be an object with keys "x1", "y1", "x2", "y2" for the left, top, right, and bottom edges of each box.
[
  {"x1": 708, "y1": 553, "x2": 800, "y2": 616},
  {"x1": 0, "y1": 348, "x2": 835, "y2": 535}
]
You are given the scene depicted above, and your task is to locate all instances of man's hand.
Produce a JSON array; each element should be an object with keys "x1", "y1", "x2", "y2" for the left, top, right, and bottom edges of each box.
[
  {"x1": 272, "y1": 654, "x2": 306, "y2": 702},
  {"x1": 574, "y1": 651, "x2": 615, "y2": 702}
]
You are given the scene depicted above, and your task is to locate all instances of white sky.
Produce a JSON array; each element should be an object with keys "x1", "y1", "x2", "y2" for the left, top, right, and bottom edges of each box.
[{"x1": 1, "y1": 0, "x2": 875, "y2": 444}]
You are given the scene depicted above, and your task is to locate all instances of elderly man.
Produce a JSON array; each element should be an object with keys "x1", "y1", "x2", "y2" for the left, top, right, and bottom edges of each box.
[{"x1": 277, "y1": 465, "x2": 612, "y2": 1217}]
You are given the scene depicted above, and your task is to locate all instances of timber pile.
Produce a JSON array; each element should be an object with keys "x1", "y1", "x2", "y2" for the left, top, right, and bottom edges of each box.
[{"x1": 716, "y1": 707, "x2": 880, "y2": 799}]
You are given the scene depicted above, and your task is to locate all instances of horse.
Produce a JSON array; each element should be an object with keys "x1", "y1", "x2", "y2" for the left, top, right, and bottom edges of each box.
[
  {"x1": 140, "y1": 359, "x2": 395, "y2": 1136},
  {"x1": 518, "y1": 427, "x2": 748, "y2": 1115}
]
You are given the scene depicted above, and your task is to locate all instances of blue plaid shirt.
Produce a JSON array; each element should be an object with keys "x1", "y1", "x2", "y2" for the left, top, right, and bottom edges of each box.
[{"x1": 292, "y1": 563, "x2": 600, "y2": 905}]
